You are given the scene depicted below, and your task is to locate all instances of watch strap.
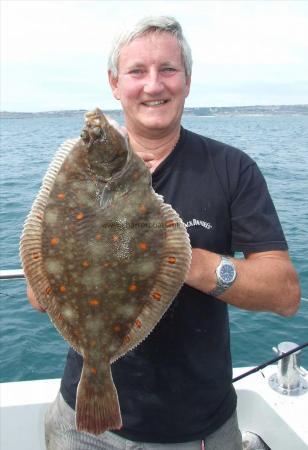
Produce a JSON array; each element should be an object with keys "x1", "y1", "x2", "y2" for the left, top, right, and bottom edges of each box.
[
  {"x1": 208, "y1": 283, "x2": 228, "y2": 298},
  {"x1": 208, "y1": 256, "x2": 236, "y2": 298}
]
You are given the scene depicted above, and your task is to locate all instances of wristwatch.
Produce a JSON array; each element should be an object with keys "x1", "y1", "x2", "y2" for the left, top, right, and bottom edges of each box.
[{"x1": 208, "y1": 256, "x2": 237, "y2": 297}]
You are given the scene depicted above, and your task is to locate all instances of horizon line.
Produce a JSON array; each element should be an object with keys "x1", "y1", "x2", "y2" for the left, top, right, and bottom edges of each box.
[{"x1": 1, "y1": 103, "x2": 308, "y2": 115}]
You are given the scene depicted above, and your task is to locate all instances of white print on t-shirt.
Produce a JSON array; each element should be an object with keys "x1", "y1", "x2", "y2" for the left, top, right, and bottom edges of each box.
[{"x1": 185, "y1": 218, "x2": 213, "y2": 230}]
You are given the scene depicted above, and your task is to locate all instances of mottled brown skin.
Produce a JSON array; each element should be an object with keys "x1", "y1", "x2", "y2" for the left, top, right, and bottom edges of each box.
[
  {"x1": 20, "y1": 108, "x2": 191, "y2": 434},
  {"x1": 42, "y1": 111, "x2": 165, "y2": 356}
]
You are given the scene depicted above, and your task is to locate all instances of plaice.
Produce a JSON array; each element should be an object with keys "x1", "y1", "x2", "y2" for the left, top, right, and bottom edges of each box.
[{"x1": 20, "y1": 108, "x2": 191, "y2": 435}]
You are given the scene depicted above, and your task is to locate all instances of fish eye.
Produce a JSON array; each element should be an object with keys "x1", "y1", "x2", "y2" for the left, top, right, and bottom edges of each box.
[{"x1": 80, "y1": 129, "x2": 90, "y2": 142}]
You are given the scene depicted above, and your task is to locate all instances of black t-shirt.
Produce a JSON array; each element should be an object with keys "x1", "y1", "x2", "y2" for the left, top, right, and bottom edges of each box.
[{"x1": 60, "y1": 128, "x2": 287, "y2": 443}]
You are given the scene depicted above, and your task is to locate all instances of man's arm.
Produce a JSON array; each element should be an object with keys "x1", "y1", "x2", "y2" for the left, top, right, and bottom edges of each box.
[{"x1": 185, "y1": 248, "x2": 300, "y2": 317}]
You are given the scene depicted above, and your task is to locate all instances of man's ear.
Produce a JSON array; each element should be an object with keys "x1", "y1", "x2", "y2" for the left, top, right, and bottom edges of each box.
[{"x1": 108, "y1": 70, "x2": 120, "y2": 100}]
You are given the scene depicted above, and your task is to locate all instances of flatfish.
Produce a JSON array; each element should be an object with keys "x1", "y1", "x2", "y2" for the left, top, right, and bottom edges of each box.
[{"x1": 20, "y1": 108, "x2": 191, "y2": 435}]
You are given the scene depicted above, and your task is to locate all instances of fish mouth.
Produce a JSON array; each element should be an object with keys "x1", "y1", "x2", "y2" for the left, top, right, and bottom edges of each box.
[{"x1": 141, "y1": 100, "x2": 169, "y2": 107}]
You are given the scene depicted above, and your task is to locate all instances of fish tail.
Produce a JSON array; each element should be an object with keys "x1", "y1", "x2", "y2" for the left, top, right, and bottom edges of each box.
[{"x1": 76, "y1": 358, "x2": 122, "y2": 435}]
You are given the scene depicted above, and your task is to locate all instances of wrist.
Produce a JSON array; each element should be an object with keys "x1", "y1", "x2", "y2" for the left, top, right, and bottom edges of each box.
[{"x1": 186, "y1": 249, "x2": 221, "y2": 292}]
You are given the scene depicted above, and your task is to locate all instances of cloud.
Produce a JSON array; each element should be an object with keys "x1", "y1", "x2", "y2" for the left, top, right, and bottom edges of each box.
[
  {"x1": 1, "y1": 0, "x2": 308, "y2": 111},
  {"x1": 1, "y1": 1, "x2": 115, "y2": 62},
  {"x1": 189, "y1": 2, "x2": 308, "y2": 65},
  {"x1": 188, "y1": 81, "x2": 308, "y2": 108}
]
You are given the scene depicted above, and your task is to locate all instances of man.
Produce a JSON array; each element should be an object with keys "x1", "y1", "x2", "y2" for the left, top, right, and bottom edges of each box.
[{"x1": 28, "y1": 16, "x2": 300, "y2": 450}]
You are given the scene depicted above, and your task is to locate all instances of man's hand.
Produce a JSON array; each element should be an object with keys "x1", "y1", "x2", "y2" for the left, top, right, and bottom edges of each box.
[
  {"x1": 27, "y1": 283, "x2": 46, "y2": 313},
  {"x1": 134, "y1": 151, "x2": 156, "y2": 171}
]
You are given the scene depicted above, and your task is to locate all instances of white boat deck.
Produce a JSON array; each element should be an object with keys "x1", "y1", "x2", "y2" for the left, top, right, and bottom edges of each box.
[
  {"x1": 1, "y1": 378, "x2": 59, "y2": 450},
  {"x1": 1, "y1": 365, "x2": 307, "y2": 450}
]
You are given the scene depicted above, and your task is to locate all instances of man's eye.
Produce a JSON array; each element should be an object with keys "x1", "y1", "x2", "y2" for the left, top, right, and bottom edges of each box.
[
  {"x1": 162, "y1": 67, "x2": 176, "y2": 73},
  {"x1": 129, "y1": 69, "x2": 143, "y2": 75}
]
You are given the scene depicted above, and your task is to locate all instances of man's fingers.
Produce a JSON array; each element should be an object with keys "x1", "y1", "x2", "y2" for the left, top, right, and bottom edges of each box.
[
  {"x1": 27, "y1": 283, "x2": 47, "y2": 313},
  {"x1": 135, "y1": 152, "x2": 155, "y2": 170},
  {"x1": 138, "y1": 152, "x2": 155, "y2": 162}
]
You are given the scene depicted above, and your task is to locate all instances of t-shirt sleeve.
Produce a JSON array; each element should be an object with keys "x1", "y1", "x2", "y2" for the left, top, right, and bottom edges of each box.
[{"x1": 230, "y1": 161, "x2": 288, "y2": 254}]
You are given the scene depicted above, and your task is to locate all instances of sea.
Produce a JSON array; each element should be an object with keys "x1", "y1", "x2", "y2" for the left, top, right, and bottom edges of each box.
[{"x1": 0, "y1": 110, "x2": 307, "y2": 383}]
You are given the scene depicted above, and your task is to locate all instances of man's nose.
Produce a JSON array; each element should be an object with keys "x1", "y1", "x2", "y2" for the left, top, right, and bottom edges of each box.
[{"x1": 143, "y1": 70, "x2": 164, "y2": 95}]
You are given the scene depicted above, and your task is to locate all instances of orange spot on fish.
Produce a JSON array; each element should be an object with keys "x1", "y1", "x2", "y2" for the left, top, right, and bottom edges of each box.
[
  {"x1": 128, "y1": 283, "x2": 138, "y2": 292},
  {"x1": 113, "y1": 324, "x2": 121, "y2": 333},
  {"x1": 90, "y1": 367, "x2": 97, "y2": 375},
  {"x1": 76, "y1": 212, "x2": 84, "y2": 220},
  {"x1": 88, "y1": 298, "x2": 100, "y2": 306},
  {"x1": 151, "y1": 291, "x2": 161, "y2": 301},
  {"x1": 59, "y1": 285, "x2": 66, "y2": 293},
  {"x1": 45, "y1": 287, "x2": 52, "y2": 295},
  {"x1": 135, "y1": 319, "x2": 142, "y2": 328},
  {"x1": 123, "y1": 335, "x2": 130, "y2": 344},
  {"x1": 57, "y1": 192, "x2": 65, "y2": 200},
  {"x1": 166, "y1": 220, "x2": 176, "y2": 228},
  {"x1": 32, "y1": 252, "x2": 40, "y2": 260},
  {"x1": 50, "y1": 237, "x2": 59, "y2": 246},
  {"x1": 95, "y1": 233, "x2": 102, "y2": 240},
  {"x1": 138, "y1": 204, "x2": 147, "y2": 214},
  {"x1": 112, "y1": 234, "x2": 119, "y2": 242},
  {"x1": 82, "y1": 260, "x2": 90, "y2": 268},
  {"x1": 167, "y1": 256, "x2": 176, "y2": 264},
  {"x1": 138, "y1": 242, "x2": 148, "y2": 251}
]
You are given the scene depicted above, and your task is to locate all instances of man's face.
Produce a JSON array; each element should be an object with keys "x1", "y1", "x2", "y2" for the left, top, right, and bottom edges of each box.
[{"x1": 109, "y1": 32, "x2": 191, "y2": 137}]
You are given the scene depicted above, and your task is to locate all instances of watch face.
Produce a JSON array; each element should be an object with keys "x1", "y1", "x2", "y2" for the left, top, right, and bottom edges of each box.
[{"x1": 220, "y1": 264, "x2": 236, "y2": 283}]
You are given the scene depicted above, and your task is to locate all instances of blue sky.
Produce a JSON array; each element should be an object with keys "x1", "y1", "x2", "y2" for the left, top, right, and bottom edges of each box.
[{"x1": 1, "y1": 0, "x2": 308, "y2": 112}]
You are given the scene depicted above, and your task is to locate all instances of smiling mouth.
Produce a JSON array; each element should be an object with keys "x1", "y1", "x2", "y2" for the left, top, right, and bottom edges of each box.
[{"x1": 142, "y1": 100, "x2": 169, "y2": 107}]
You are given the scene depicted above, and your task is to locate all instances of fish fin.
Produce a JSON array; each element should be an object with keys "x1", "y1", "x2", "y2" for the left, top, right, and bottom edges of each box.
[
  {"x1": 76, "y1": 357, "x2": 122, "y2": 435},
  {"x1": 19, "y1": 138, "x2": 78, "y2": 308},
  {"x1": 112, "y1": 202, "x2": 191, "y2": 360},
  {"x1": 154, "y1": 192, "x2": 164, "y2": 202},
  {"x1": 99, "y1": 184, "x2": 113, "y2": 209}
]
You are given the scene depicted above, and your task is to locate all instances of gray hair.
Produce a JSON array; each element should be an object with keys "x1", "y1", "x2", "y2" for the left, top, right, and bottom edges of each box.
[{"x1": 108, "y1": 16, "x2": 193, "y2": 78}]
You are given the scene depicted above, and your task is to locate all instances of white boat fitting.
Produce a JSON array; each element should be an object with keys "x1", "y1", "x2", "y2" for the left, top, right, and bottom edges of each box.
[
  {"x1": 1, "y1": 356, "x2": 307, "y2": 450},
  {"x1": 234, "y1": 366, "x2": 308, "y2": 449}
]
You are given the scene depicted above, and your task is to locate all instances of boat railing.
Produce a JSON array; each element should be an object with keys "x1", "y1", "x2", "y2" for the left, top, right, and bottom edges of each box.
[
  {"x1": 0, "y1": 269, "x2": 25, "y2": 280},
  {"x1": 1, "y1": 269, "x2": 308, "y2": 301}
]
